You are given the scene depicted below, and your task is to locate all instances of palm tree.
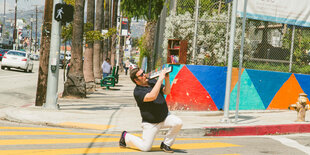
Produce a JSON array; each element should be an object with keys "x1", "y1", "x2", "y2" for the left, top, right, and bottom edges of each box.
[
  {"x1": 63, "y1": 0, "x2": 86, "y2": 98},
  {"x1": 35, "y1": 0, "x2": 53, "y2": 106},
  {"x1": 103, "y1": 0, "x2": 110, "y2": 61},
  {"x1": 93, "y1": 0, "x2": 104, "y2": 83},
  {"x1": 110, "y1": 0, "x2": 119, "y2": 67},
  {"x1": 83, "y1": 0, "x2": 96, "y2": 92},
  {"x1": 121, "y1": 0, "x2": 164, "y2": 71}
]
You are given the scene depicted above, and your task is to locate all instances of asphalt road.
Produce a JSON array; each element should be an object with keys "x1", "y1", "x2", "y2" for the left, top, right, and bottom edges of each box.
[
  {"x1": 0, "y1": 120, "x2": 309, "y2": 155},
  {"x1": 0, "y1": 61, "x2": 65, "y2": 108}
]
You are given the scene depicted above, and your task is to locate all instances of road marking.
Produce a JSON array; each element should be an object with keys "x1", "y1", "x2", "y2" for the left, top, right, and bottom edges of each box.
[
  {"x1": 0, "y1": 126, "x2": 69, "y2": 131},
  {"x1": 57, "y1": 122, "x2": 115, "y2": 130},
  {"x1": 271, "y1": 136, "x2": 310, "y2": 154},
  {"x1": 0, "y1": 137, "x2": 221, "y2": 145},
  {"x1": 215, "y1": 154, "x2": 240, "y2": 155},
  {"x1": 0, "y1": 131, "x2": 119, "y2": 136},
  {"x1": 0, "y1": 142, "x2": 241, "y2": 154}
]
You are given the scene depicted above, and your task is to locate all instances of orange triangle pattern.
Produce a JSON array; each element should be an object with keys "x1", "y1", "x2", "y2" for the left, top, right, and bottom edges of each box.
[
  {"x1": 231, "y1": 68, "x2": 244, "y2": 92},
  {"x1": 268, "y1": 74, "x2": 305, "y2": 109}
]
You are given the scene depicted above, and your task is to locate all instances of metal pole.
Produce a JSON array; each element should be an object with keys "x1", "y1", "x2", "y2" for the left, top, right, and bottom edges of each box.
[
  {"x1": 235, "y1": 0, "x2": 248, "y2": 123},
  {"x1": 44, "y1": 0, "x2": 63, "y2": 109},
  {"x1": 172, "y1": 0, "x2": 177, "y2": 15},
  {"x1": 224, "y1": 3, "x2": 231, "y2": 64},
  {"x1": 148, "y1": 0, "x2": 151, "y2": 20},
  {"x1": 289, "y1": 25, "x2": 295, "y2": 72},
  {"x1": 192, "y1": 0, "x2": 199, "y2": 64},
  {"x1": 221, "y1": 0, "x2": 238, "y2": 123}
]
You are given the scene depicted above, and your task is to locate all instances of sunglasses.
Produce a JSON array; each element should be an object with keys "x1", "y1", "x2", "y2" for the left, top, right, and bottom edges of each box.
[{"x1": 137, "y1": 71, "x2": 145, "y2": 78}]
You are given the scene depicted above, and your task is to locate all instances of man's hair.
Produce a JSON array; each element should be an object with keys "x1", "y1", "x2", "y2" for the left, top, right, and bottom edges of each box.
[
  {"x1": 106, "y1": 58, "x2": 110, "y2": 61},
  {"x1": 130, "y1": 68, "x2": 140, "y2": 84}
]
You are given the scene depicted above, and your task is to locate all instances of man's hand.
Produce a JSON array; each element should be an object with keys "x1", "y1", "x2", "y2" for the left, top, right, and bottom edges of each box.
[{"x1": 158, "y1": 68, "x2": 167, "y2": 82}]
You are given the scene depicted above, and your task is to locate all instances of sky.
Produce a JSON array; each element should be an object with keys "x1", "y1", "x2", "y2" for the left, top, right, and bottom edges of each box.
[{"x1": 0, "y1": 0, "x2": 45, "y2": 14}]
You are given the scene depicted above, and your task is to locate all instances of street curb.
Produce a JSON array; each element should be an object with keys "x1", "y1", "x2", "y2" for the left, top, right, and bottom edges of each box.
[{"x1": 204, "y1": 123, "x2": 310, "y2": 136}]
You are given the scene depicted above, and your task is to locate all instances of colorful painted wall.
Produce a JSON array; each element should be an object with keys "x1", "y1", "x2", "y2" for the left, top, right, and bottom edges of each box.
[{"x1": 166, "y1": 64, "x2": 310, "y2": 111}]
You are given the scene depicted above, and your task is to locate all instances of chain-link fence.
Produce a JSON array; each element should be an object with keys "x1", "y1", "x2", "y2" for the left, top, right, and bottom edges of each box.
[{"x1": 161, "y1": 0, "x2": 310, "y2": 74}]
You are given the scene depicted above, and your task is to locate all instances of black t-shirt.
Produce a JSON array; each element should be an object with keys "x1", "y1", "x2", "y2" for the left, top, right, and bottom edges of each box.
[{"x1": 134, "y1": 79, "x2": 169, "y2": 123}]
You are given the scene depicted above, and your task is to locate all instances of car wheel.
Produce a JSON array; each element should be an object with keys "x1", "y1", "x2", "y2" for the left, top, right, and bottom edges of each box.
[
  {"x1": 7, "y1": 67, "x2": 10, "y2": 70},
  {"x1": 1, "y1": 66, "x2": 4, "y2": 70}
]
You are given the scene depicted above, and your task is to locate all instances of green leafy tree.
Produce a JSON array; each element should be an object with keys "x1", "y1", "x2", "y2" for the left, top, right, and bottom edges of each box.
[
  {"x1": 177, "y1": 0, "x2": 227, "y2": 16},
  {"x1": 121, "y1": 0, "x2": 165, "y2": 71},
  {"x1": 283, "y1": 28, "x2": 310, "y2": 66}
]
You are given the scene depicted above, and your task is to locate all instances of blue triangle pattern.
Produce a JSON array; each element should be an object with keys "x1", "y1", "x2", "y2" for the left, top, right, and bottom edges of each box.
[
  {"x1": 186, "y1": 65, "x2": 227, "y2": 110},
  {"x1": 246, "y1": 69, "x2": 291, "y2": 108},
  {"x1": 229, "y1": 70, "x2": 265, "y2": 110},
  {"x1": 294, "y1": 73, "x2": 310, "y2": 99}
]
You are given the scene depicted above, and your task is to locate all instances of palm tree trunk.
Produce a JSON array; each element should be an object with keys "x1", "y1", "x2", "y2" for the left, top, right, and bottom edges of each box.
[
  {"x1": 35, "y1": 0, "x2": 53, "y2": 106},
  {"x1": 93, "y1": 0, "x2": 104, "y2": 83},
  {"x1": 83, "y1": 0, "x2": 96, "y2": 92},
  {"x1": 103, "y1": 0, "x2": 109, "y2": 61},
  {"x1": 63, "y1": 0, "x2": 86, "y2": 98},
  {"x1": 144, "y1": 21, "x2": 157, "y2": 72},
  {"x1": 110, "y1": 0, "x2": 118, "y2": 67}
]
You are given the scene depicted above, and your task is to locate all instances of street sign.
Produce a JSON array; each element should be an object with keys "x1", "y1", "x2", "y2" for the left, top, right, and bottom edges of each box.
[{"x1": 54, "y1": 3, "x2": 74, "y2": 23}]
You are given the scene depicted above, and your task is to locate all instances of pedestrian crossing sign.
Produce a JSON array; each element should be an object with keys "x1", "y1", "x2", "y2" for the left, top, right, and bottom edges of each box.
[{"x1": 54, "y1": 3, "x2": 74, "y2": 23}]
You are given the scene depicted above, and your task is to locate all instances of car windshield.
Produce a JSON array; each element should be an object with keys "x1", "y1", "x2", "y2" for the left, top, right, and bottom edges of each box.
[{"x1": 7, "y1": 51, "x2": 26, "y2": 57}]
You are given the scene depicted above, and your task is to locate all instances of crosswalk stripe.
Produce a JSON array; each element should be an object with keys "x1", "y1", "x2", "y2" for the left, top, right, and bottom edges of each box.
[
  {"x1": 0, "y1": 127, "x2": 69, "y2": 131},
  {"x1": 57, "y1": 122, "x2": 115, "y2": 130},
  {"x1": 0, "y1": 142, "x2": 241, "y2": 155},
  {"x1": 0, "y1": 137, "x2": 222, "y2": 145},
  {"x1": 0, "y1": 131, "x2": 119, "y2": 136}
]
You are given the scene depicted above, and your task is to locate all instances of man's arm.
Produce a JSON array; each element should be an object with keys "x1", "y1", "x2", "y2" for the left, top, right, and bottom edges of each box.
[
  {"x1": 143, "y1": 68, "x2": 167, "y2": 102},
  {"x1": 163, "y1": 74, "x2": 171, "y2": 95}
]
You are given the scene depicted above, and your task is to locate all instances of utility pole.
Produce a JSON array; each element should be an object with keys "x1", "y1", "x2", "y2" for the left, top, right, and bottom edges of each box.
[
  {"x1": 32, "y1": 5, "x2": 41, "y2": 54},
  {"x1": 35, "y1": 5, "x2": 38, "y2": 54},
  {"x1": 30, "y1": 14, "x2": 33, "y2": 53},
  {"x1": 44, "y1": 0, "x2": 63, "y2": 109},
  {"x1": 2, "y1": 0, "x2": 6, "y2": 38},
  {"x1": 13, "y1": 0, "x2": 17, "y2": 50}
]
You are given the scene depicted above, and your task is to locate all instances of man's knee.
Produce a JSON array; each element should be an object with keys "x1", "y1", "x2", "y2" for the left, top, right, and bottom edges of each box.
[
  {"x1": 175, "y1": 118, "x2": 183, "y2": 128},
  {"x1": 140, "y1": 145, "x2": 152, "y2": 152}
]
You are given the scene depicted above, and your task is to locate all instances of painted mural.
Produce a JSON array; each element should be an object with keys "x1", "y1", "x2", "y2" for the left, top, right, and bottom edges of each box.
[{"x1": 166, "y1": 64, "x2": 310, "y2": 111}]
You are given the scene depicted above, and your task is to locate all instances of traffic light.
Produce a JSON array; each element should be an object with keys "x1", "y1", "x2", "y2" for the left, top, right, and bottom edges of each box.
[{"x1": 54, "y1": 3, "x2": 74, "y2": 23}]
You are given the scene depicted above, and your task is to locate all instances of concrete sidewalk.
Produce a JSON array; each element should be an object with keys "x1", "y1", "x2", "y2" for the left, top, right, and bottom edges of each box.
[{"x1": 1, "y1": 74, "x2": 310, "y2": 136}]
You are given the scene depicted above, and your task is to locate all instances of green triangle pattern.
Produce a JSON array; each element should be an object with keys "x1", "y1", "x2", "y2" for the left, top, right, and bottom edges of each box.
[{"x1": 229, "y1": 70, "x2": 265, "y2": 110}]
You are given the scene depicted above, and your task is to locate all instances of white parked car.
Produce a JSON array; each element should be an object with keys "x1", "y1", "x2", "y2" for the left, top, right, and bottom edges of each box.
[{"x1": 1, "y1": 50, "x2": 34, "y2": 72}]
